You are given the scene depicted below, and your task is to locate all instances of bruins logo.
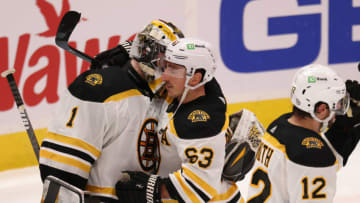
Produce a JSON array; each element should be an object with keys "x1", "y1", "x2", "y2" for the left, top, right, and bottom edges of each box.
[
  {"x1": 137, "y1": 118, "x2": 160, "y2": 173},
  {"x1": 85, "y1": 74, "x2": 103, "y2": 86},
  {"x1": 301, "y1": 137, "x2": 324, "y2": 149},
  {"x1": 187, "y1": 110, "x2": 210, "y2": 122}
]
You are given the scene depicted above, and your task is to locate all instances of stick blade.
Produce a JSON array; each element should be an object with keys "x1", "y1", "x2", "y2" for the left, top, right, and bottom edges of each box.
[{"x1": 55, "y1": 11, "x2": 81, "y2": 47}]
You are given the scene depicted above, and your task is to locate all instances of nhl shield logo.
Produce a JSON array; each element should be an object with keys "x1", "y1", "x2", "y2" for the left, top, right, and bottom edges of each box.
[{"x1": 137, "y1": 118, "x2": 160, "y2": 173}]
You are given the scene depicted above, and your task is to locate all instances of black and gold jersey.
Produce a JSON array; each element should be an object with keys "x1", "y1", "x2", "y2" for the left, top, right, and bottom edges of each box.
[
  {"x1": 155, "y1": 79, "x2": 244, "y2": 203},
  {"x1": 39, "y1": 62, "x2": 154, "y2": 200},
  {"x1": 247, "y1": 113, "x2": 341, "y2": 203}
]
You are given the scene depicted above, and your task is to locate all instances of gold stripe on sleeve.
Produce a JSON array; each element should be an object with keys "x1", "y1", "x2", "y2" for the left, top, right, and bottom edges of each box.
[
  {"x1": 85, "y1": 185, "x2": 116, "y2": 196},
  {"x1": 182, "y1": 166, "x2": 217, "y2": 197},
  {"x1": 46, "y1": 132, "x2": 101, "y2": 158},
  {"x1": 104, "y1": 89, "x2": 142, "y2": 102},
  {"x1": 208, "y1": 182, "x2": 238, "y2": 202},
  {"x1": 174, "y1": 171, "x2": 202, "y2": 203},
  {"x1": 40, "y1": 149, "x2": 91, "y2": 173}
]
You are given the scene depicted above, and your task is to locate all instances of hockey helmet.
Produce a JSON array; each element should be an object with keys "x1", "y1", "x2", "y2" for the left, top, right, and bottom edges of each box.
[
  {"x1": 290, "y1": 64, "x2": 349, "y2": 123},
  {"x1": 164, "y1": 38, "x2": 216, "y2": 89}
]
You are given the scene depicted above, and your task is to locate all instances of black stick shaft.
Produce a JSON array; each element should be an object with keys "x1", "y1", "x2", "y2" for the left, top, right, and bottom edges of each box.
[
  {"x1": 56, "y1": 11, "x2": 95, "y2": 64},
  {"x1": 4, "y1": 73, "x2": 40, "y2": 162}
]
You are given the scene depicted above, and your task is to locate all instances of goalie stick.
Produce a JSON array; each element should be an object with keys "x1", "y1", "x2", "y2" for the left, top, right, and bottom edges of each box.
[
  {"x1": 56, "y1": 10, "x2": 95, "y2": 63},
  {"x1": 1, "y1": 69, "x2": 40, "y2": 162}
]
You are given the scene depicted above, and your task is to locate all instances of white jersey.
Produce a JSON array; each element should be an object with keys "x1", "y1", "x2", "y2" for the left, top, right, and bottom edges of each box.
[
  {"x1": 39, "y1": 66, "x2": 244, "y2": 202},
  {"x1": 39, "y1": 64, "x2": 161, "y2": 200},
  {"x1": 247, "y1": 113, "x2": 342, "y2": 203},
  {"x1": 147, "y1": 79, "x2": 244, "y2": 203}
]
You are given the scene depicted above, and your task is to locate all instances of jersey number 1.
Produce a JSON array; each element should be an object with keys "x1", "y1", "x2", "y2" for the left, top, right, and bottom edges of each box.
[{"x1": 66, "y1": 107, "x2": 78, "y2": 127}]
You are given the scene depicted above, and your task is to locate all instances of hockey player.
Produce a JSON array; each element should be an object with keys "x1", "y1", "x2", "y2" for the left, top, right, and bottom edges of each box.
[
  {"x1": 115, "y1": 38, "x2": 258, "y2": 203},
  {"x1": 39, "y1": 19, "x2": 185, "y2": 202},
  {"x1": 246, "y1": 64, "x2": 360, "y2": 203},
  {"x1": 40, "y1": 19, "x2": 257, "y2": 202}
]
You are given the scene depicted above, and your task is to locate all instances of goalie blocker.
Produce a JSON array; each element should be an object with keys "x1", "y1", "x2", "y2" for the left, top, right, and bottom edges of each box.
[{"x1": 41, "y1": 176, "x2": 85, "y2": 203}]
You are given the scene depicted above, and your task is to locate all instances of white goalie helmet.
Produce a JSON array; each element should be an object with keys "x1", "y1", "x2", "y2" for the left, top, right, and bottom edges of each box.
[
  {"x1": 164, "y1": 37, "x2": 216, "y2": 89},
  {"x1": 290, "y1": 64, "x2": 349, "y2": 123}
]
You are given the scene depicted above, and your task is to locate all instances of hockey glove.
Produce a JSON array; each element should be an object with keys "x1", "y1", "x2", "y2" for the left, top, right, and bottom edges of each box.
[
  {"x1": 115, "y1": 171, "x2": 162, "y2": 203},
  {"x1": 346, "y1": 80, "x2": 360, "y2": 123},
  {"x1": 225, "y1": 109, "x2": 265, "y2": 151},
  {"x1": 90, "y1": 41, "x2": 132, "y2": 69},
  {"x1": 325, "y1": 80, "x2": 360, "y2": 166},
  {"x1": 223, "y1": 109, "x2": 265, "y2": 182}
]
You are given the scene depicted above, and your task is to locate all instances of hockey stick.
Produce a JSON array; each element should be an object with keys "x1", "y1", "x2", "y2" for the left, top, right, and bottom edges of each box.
[
  {"x1": 56, "y1": 10, "x2": 94, "y2": 63},
  {"x1": 1, "y1": 69, "x2": 40, "y2": 162}
]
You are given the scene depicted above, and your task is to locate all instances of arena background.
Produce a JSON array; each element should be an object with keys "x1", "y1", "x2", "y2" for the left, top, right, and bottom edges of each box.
[{"x1": 0, "y1": 0, "x2": 359, "y2": 202}]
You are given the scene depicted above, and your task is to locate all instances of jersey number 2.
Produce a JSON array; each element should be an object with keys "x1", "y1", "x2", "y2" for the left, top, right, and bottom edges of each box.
[
  {"x1": 66, "y1": 107, "x2": 78, "y2": 127},
  {"x1": 248, "y1": 167, "x2": 271, "y2": 203}
]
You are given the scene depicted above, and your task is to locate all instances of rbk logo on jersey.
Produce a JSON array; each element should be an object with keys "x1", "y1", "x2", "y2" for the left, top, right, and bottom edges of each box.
[
  {"x1": 301, "y1": 137, "x2": 324, "y2": 149},
  {"x1": 187, "y1": 110, "x2": 210, "y2": 123}
]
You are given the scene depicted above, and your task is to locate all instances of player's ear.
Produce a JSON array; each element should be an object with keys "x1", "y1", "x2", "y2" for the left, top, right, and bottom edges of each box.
[
  {"x1": 188, "y1": 72, "x2": 203, "y2": 87},
  {"x1": 315, "y1": 103, "x2": 330, "y2": 119}
]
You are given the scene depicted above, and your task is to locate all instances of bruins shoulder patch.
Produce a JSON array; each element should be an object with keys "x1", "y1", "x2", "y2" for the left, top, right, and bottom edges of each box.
[
  {"x1": 187, "y1": 110, "x2": 210, "y2": 123},
  {"x1": 85, "y1": 73, "x2": 103, "y2": 86},
  {"x1": 301, "y1": 137, "x2": 324, "y2": 149}
]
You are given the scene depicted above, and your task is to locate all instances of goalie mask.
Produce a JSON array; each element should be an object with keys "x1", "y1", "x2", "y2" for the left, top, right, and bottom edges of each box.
[
  {"x1": 290, "y1": 64, "x2": 349, "y2": 129},
  {"x1": 130, "y1": 19, "x2": 184, "y2": 82}
]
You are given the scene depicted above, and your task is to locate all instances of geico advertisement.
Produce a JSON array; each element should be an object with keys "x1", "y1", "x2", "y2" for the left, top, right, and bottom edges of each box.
[{"x1": 0, "y1": 0, "x2": 359, "y2": 134}]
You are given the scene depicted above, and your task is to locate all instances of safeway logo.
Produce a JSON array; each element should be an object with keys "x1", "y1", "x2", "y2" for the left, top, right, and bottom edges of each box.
[
  {"x1": 0, "y1": 0, "x2": 124, "y2": 111},
  {"x1": 37, "y1": 0, "x2": 70, "y2": 37}
]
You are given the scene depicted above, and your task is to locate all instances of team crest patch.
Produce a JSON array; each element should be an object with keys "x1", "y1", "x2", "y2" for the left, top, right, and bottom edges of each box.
[
  {"x1": 187, "y1": 110, "x2": 210, "y2": 123},
  {"x1": 85, "y1": 74, "x2": 103, "y2": 86},
  {"x1": 301, "y1": 137, "x2": 324, "y2": 149},
  {"x1": 137, "y1": 118, "x2": 160, "y2": 173}
]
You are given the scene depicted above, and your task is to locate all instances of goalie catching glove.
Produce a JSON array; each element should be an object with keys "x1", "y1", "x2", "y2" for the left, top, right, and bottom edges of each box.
[
  {"x1": 116, "y1": 171, "x2": 162, "y2": 203},
  {"x1": 223, "y1": 109, "x2": 265, "y2": 182}
]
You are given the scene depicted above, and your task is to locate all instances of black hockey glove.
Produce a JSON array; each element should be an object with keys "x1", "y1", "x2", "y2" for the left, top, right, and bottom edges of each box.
[
  {"x1": 325, "y1": 79, "x2": 360, "y2": 166},
  {"x1": 346, "y1": 80, "x2": 360, "y2": 123},
  {"x1": 90, "y1": 41, "x2": 132, "y2": 69},
  {"x1": 115, "y1": 171, "x2": 162, "y2": 203}
]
